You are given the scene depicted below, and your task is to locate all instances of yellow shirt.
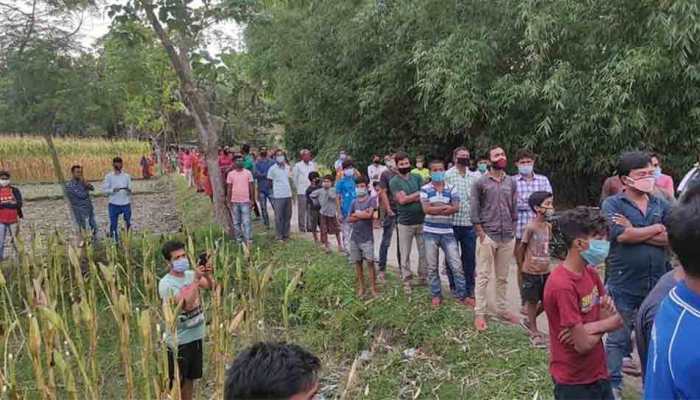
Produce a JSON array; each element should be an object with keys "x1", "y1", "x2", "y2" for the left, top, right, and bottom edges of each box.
[{"x1": 411, "y1": 167, "x2": 430, "y2": 183}]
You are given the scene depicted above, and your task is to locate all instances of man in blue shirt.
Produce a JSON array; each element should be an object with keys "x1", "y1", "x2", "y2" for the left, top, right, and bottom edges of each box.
[
  {"x1": 254, "y1": 148, "x2": 275, "y2": 228},
  {"x1": 601, "y1": 151, "x2": 671, "y2": 398},
  {"x1": 335, "y1": 159, "x2": 357, "y2": 253},
  {"x1": 644, "y1": 183, "x2": 700, "y2": 399}
]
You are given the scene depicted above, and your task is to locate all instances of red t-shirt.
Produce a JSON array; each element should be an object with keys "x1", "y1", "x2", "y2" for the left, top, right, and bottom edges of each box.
[
  {"x1": 543, "y1": 264, "x2": 608, "y2": 385},
  {"x1": 0, "y1": 187, "x2": 19, "y2": 224}
]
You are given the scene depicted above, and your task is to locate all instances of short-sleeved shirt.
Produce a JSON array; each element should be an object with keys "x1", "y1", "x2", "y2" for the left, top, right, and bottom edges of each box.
[
  {"x1": 644, "y1": 280, "x2": 700, "y2": 399},
  {"x1": 602, "y1": 193, "x2": 671, "y2": 298},
  {"x1": 379, "y1": 170, "x2": 397, "y2": 212},
  {"x1": 368, "y1": 164, "x2": 387, "y2": 184},
  {"x1": 635, "y1": 270, "x2": 677, "y2": 380},
  {"x1": 226, "y1": 168, "x2": 254, "y2": 203},
  {"x1": 350, "y1": 196, "x2": 377, "y2": 243},
  {"x1": 515, "y1": 174, "x2": 553, "y2": 239},
  {"x1": 243, "y1": 154, "x2": 255, "y2": 172},
  {"x1": 420, "y1": 182, "x2": 459, "y2": 235},
  {"x1": 389, "y1": 173, "x2": 425, "y2": 226},
  {"x1": 158, "y1": 271, "x2": 205, "y2": 347},
  {"x1": 335, "y1": 177, "x2": 356, "y2": 219},
  {"x1": 445, "y1": 167, "x2": 474, "y2": 227},
  {"x1": 267, "y1": 163, "x2": 292, "y2": 199},
  {"x1": 543, "y1": 264, "x2": 608, "y2": 385},
  {"x1": 521, "y1": 221, "x2": 551, "y2": 275},
  {"x1": 315, "y1": 187, "x2": 337, "y2": 217},
  {"x1": 411, "y1": 167, "x2": 430, "y2": 183},
  {"x1": 305, "y1": 184, "x2": 321, "y2": 211},
  {"x1": 255, "y1": 159, "x2": 275, "y2": 194}
]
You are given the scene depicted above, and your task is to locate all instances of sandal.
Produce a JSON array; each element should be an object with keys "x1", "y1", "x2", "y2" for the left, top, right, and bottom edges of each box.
[{"x1": 530, "y1": 335, "x2": 547, "y2": 349}]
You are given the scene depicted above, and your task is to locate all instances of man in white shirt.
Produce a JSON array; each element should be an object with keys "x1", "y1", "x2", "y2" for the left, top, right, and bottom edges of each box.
[
  {"x1": 102, "y1": 157, "x2": 133, "y2": 240},
  {"x1": 291, "y1": 149, "x2": 317, "y2": 233},
  {"x1": 268, "y1": 150, "x2": 293, "y2": 241},
  {"x1": 367, "y1": 155, "x2": 387, "y2": 186}
]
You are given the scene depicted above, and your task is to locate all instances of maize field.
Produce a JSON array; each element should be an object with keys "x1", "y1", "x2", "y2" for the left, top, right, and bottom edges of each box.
[
  {"x1": 0, "y1": 229, "x2": 290, "y2": 399},
  {"x1": 0, "y1": 135, "x2": 152, "y2": 183}
]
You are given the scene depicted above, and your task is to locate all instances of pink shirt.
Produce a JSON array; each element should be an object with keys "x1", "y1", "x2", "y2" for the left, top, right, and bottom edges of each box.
[
  {"x1": 226, "y1": 169, "x2": 254, "y2": 203},
  {"x1": 182, "y1": 154, "x2": 193, "y2": 169},
  {"x1": 656, "y1": 174, "x2": 674, "y2": 198}
]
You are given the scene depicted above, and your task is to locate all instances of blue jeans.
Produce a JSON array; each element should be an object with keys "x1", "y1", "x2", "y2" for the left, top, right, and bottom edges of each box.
[
  {"x1": 0, "y1": 223, "x2": 16, "y2": 261},
  {"x1": 424, "y1": 232, "x2": 466, "y2": 300},
  {"x1": 448, "y1": 226, "x2": 476, "y2": 297},
  {"x1": 74, "y1": 207, "x2": 98, "y2": 238},
  {"x1": 230, "y1": 202, "x2": 252, "y2": 242},
  {"x1": 378, "y1": 214, "x2": 395, "y2": 271},
  {"x1": 258, "y1": 191, "x2": 272, "y2": 227},
  {"x1": 108, "y1": 203, "x2": 131, "y2": 240},
  {"x1": 604, "y1": 286, "x2": 644, "y2": 390}
]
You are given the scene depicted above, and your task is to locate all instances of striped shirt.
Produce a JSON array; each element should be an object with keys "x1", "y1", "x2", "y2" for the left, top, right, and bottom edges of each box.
[
  {"x1": 420, "y1": 182, "x2": 460, "y2": 235},
  {"x1": 644, "y1": 280, "x2": 700, "y2": 399},
  {"x1": 515, "y1": 173, "x2": 553, "y2": 239},
  {"x1": 445, "y1": 167, "x2": 474, "y2": 227}
]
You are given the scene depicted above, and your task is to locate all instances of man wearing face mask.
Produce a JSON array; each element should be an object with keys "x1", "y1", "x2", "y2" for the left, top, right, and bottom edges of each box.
[
  {"x1": 601, "y1": 151, "x2": 671, "y2": 399},
  {"x1": 0, "y1": 171, "x2": 22, "y2": 262},
  {"x1": 471, "y1": 155, "x2": 490, "y2": 178},
  {"x1": 389, "y1": 151, "x2": 427, "y2": 293},
  {"x1": 377, "y1": 154, "x2": 398, "y2": 280},
  {"x1": 267, "y1": 150, "x2": 294, "y2": 241},
  {"x1": 102, "y1": 157, "x2": 133, "y2": 241},
  {"x1": 445, "y1": 147, "x2": 477, "y2": 305},
  {"x1": 514, "y1": 150, "x2": 553, "y2": 308},
  {"x1": 255, "y1": 148, "x2": 275, "y2": 228},
  {"x1": 470, "y1": 146, "x2": 519, "y2": 331},
  {"x1": 334, "y1": 150, "x2": 348, "y2": 179},
  {"x1": 158, "y1": 240, "x2": 215, "y2": 400},
  {"x1": 367, "y1": 154, "x2": 386, "y2": 187},
  {"x1": 335, "y1": 159, "x2": 357, "y2": 253},
  {"x1": 226, "y1": 154, "x2": 255, "y2": 247},
  {"x1": 292, "y1": 149, "x2": 318, "y2": 233}
]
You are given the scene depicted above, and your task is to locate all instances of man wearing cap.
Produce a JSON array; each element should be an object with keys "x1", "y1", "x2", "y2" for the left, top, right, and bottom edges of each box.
[
  {"x1": 102, "y1": 157, "x2": 133, "y2": 240},
  {"x1": 0, "y1": 170, "x2": 22, "y2": 261}
]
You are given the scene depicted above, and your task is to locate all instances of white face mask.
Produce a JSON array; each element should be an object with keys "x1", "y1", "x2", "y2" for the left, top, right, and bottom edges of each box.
[{"x1": 0, "y1": 179, "x2": 9, "y2": 187}]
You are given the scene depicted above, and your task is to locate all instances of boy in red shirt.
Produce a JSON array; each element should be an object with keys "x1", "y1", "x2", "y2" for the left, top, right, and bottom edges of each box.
[
  {"x1": 0, "y1": 171, "x2": 23, "y2": 262},
  {"x1": 543, "y1": 206, "x2": 623, "y2": 400}
]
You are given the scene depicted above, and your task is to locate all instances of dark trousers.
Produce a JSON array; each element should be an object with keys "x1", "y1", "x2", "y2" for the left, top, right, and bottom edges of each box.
[
  {"x1": 74, "y1": 207, "x2": 98, "y2": 238},
  {"x1": 445, "y1": 226, "x2": 476, "y2": 297},
  {"x1": 378, "y1": 214, "x2": 396, "y2": 271},
  {"x1": 108, "y1": 203, "x2": 131, "y2": 240},
  {"x1": 554, "y1": 379, "x2": 613, "y2": 400}
]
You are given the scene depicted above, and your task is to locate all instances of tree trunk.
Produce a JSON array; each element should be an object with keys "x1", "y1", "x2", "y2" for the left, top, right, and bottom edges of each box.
[
  {"x1": 44, "y1": 133, "x2": 79, "y2": 238},
  {"x1": 141, "y1": 1, "x2": 232, "y2": 233}
]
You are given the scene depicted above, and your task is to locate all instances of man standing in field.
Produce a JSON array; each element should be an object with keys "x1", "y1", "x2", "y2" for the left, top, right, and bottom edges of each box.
[
  {"x1": 65, "y1": 165, "x2": 98, "y2": 239},
  {"x1": 158, "y1": 240, "x2": 215, "y2": 400},
  {"x1": 102, "y1": 157, "x2": 133, "y2": 241},
  {"x1": 0, "y1": 171, "x2": 22, "y2": 262},
  {"x1": 471, "y1": 145, "x2": 519, "y2": 331},
  {"x1": 255, "y1": 148, "x2": 275, "y2": 228},
  {"x1": 267, "y1": 150, "x2": 293, "y2": 241},
  {"x1": 292, "y1": 149, "x2": 317, "y2": 233}
]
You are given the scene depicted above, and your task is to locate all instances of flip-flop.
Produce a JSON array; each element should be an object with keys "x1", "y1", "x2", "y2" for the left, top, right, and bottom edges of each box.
[{"x1": 530, "y1": 335, "x2": 547, "y2": 349}]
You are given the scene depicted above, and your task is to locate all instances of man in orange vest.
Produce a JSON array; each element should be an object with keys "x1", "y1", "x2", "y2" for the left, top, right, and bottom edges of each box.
[{"x1": 0, "y1": 171, "x2": 23, "y2": 261}]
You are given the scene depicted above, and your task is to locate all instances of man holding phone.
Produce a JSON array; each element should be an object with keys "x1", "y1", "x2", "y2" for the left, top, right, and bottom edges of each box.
[
  {"x1": 102, "y1": 157, "x2": 133, "y2": 240},
  {"x1": 159, "y1": 240, "x2": 215, "y2": 400}
]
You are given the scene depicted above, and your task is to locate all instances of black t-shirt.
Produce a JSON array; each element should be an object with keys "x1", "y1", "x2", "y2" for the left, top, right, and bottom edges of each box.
[{"x1": 379, "y1": 169, "x2": 397, "y2": 212}]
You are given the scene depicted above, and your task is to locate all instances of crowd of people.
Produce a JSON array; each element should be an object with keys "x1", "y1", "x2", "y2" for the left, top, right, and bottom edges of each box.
[{"x1": 2, "y1": 141, "x2": 700, "y2": 400}]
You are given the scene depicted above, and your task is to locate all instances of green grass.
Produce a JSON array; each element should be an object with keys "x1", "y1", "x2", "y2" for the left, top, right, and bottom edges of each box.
[{"x1": 6, "y1": 176, "x2": 553, "y2": 399}]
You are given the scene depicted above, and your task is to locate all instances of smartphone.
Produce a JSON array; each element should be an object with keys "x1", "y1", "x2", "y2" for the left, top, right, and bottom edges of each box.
[{"x1": 197, "y1": 252, "x2": 208, "y2": 266}]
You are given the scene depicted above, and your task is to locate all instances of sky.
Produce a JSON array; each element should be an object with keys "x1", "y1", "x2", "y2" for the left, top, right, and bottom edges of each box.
[{"x1": 74, "y1": 1, "x2": 244, "y2": 55}]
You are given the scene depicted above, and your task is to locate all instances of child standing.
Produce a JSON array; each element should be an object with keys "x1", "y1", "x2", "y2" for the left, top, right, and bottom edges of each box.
[
  {"x1": 314, "y1": 175, "x2": 342, "y2": 252},
  {"x1": 348, "y1": 176, "x2": 378, "y2": 297},
  {"x1": 515, "y1": 191, "x2": 553, "y2": 348},
  {"x1": 305, "y1": 171, "x2": 322, "y2": 244},
  {"x1": 543, "y1": 207, "x2": 623, "y2": 400}
]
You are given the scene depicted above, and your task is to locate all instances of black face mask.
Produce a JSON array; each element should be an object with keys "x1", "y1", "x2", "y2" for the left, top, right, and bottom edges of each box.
[
  {"x1": 373, "y1": 159, "x2": 380, "y2": 164},
  {"x1": 456, "y1": 157, "x2": 469, "y2": 166},
  {"x1": 260, "y1": 152, "x2": 267, "y2": 158},
  {"x1": 398, "y1": 166, "x2": 411, "y2": 175}
]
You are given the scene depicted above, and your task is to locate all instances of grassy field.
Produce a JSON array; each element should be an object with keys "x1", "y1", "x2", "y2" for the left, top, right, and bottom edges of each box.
[
  {"x1": 1, "y1": 177, "x2": 552, "y2": 399},
  {"x1": 18, "y1": 178, "x2": 165, "y2": 201},
  {"x1": 0, "y1": 134, "x2": 151, "y2": 183}
]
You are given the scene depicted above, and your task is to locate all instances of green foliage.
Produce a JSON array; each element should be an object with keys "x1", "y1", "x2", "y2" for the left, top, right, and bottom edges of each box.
[{"x1": 247, "y1": 0, "x2": 700, "y2": 203}]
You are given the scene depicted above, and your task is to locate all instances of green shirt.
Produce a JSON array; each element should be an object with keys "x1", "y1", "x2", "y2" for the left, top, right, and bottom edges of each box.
[
  {"x1": 158, "y1": 270, "x2": 205, "y2": 347},
  {"x1": 411, "y1": 167, "x2": 430, "y2": 183},
  {"x1": 243, "y1": 154, "x2": 255, "y2": 172},
  {"x1": 389, "y1": 173, "x2": 425, "y2": 225}
]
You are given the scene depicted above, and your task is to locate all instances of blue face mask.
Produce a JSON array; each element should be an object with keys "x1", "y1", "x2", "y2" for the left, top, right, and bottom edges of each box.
[
  {"x1": 343, "y1": 168, "x2": 354, "y2": 177},
  {"x1": 431, "y1": 171, "x2": 445, "y2": 182},
  {"x1": 172, "y1": 257, "x2": 190, "y2": 272},
  {"x1": 478, "y1": 163, "x2": 488, "y2": 173},
  {"x1": 518, "y1": 165, "x2": 533, "y2": 176},
  {"x1": 653, "y1": 167, "x2": 661, "y2": 179},
  {"x1": 581, "y1": 239, "x2": 610, "y2": 266}
]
